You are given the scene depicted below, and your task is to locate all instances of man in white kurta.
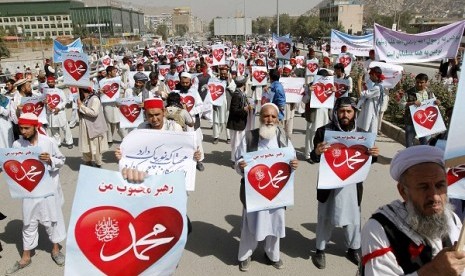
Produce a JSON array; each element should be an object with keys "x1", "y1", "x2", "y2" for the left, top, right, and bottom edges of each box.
[
  {"x1": 361, "y1": 146, "x2": 465, "y2": 276},
  {"x1": 356, "y1": 67, "x2": 384, "y2": 134},
  {"x1": 6, "y1": 113, "x2": 66, "y2": 274},
  {"x1": 212, "y1": 67, "x2": 230, "y2": 144},
  {"x1": 0, "y1": 93, "x2": 15, "y2": 148},
  {"x1": 44, "y1": 77, "x2": 73, "y2": 148},
  {"x1": 235, "y1": 103, "x2": 298, "y2": 271}
]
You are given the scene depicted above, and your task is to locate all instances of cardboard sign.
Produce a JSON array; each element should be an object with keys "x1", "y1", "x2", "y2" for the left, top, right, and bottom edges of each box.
[
  {"x1": 62, "y1": 52, "x2": 91, "y2": 88},
  {"x1": 251, "y1": 66, "x2": 268, "y2": 86},
  {"x1": 116, "y1": 97, "x2": 143, "y2": 129},
  {"x1": 99, "y1": 77, "x2": 122, "y2": 103},
  {"x1": 0, "y1": 147, "x2": 54, "y2": 198},
  {"x1": 65, "y1": 166, "x2": 187, "y2": 276},
  {"x1": 20, "y1": 95, "x2": 47, "y2": 124},
  {"x1": 237, "y1": 58, "x2": 246, "y2": 76},
  {"x1": 212, "y1": 44, "x2": 226, "y2": 66},
  {"x1": 338, "y1": 53, "x2": 354, "y2": 76},
  {"x1": 317, "y1": 131, "x2": 376, "y2": 189},
  {"x1": 409, "y1": 99, "x2": 446, "y2": 138},
  {"x1": 205, "y1": 78, "x2": 226, "y2": 107},
  {"x1": 280, "y1": 77, "x2": 305, "y2": 103},
  {"x1": 119, "y1": 129, "x2": 197, "y2": 191},
  {"x1": 44, "y1": 88, "x2": 64, "y2": 110},
  {"x1": 158, "y1": 65, "x2": 170, "y2": 78},
  {"x1": 368, "y1": 62, "x2": 403, "y2": 89},
  {"x1": 310, "y1": 75, "x2": 335, "y2": 108},
  {"x1": 165, "y1": 75, "x2": 180, "y2": 92},
  {"x1": 276, "y1": 37, "x2": 292, "y2": 60},
  {"x1": 243, "y1": 147, "x2": 295, "y2": 212},
  {"x1": 306, "y1": 60, "x2": 319, "y2": 76},
  {"x1": 334, "y1": 77, "x2": 351, "y2": 99}
]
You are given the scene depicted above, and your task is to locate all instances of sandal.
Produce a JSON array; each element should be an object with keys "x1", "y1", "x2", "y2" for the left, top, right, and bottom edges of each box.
[{"x1": 5, "y1": 259, "x2": 31, "y2": 275}]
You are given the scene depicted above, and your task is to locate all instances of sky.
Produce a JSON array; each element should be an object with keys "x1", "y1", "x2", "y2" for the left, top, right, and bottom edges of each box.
[{"x1": 129, "y1": 0, "x2": 322, "y2": 21}]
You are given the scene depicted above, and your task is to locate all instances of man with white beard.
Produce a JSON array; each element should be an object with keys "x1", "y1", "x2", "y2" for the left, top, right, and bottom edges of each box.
[
  {"x1": 235, "y1": 103, "x2": 298, "y2": 271},
  {"x1": 361, "y1": 145, "x2": 465, "y2": 276}
]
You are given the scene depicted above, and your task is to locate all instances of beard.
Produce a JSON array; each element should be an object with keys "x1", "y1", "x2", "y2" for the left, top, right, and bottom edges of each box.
[
  {"x1": 405, "y1": 199, "x2": 452, "y2": 240},
  {"x1": 23, "y1": 128, "x2": 37, "y2": 142},
  {"x1": 259, "y1": 124, "x2": 278, "y2": 140}
]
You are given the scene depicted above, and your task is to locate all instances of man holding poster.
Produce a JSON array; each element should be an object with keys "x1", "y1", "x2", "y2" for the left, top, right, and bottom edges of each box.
[
  {"x1": 235, "y1": 103, "x2": 298, "y2": 271},
  {"x1": 310, "y1": 97, "x2": 379, "y2": 269},
  {"x1": 5, "y1": 113, "x2": 66, "y2": 274}
]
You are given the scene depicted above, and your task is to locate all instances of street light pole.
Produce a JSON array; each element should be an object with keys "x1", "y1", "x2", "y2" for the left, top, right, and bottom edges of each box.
[
  {"x1": 96, "y1": 2, "x2": 103, "y2": 54},
  {"x1": 243, "y1": 0, "x2": 246, "y2": 42},
  {"x1": 276, "y1": 0, "x2": 279, "y2": 36}
]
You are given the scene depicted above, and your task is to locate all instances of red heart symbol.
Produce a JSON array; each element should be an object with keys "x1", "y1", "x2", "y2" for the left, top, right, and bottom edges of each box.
[
  {"x1": 334, "y1": 83, "x2": 348, "y2": 99},
  {"x1": 339, "y1": 56, "x2": 352, "y2": 68},
  {"x1": 102, "y1": 57, "x2": 111, "y2": 66},
  {"x1": 176, "y1": 65, "x2": 184, "y2": 73},
  {"x1": 102, "y1": 83, "x2": 119, "y2": 99},
  {"x1": 157, "y1": 48, "x2": 164, "y2": 54},
  {"x1": 75, "y1": 206, "x2": 182, "y2": 276},
  {"x1": 238, "y1": 64, "x2": 245, "y2": 75},
  {"x1": 313, "y1": 83, "x2": 333, "y2": 103},
  {"x1": 413, "y1": 106, "x2": 438, "y2": 130},
  {"x1": 180, "y1": 95, "x2": 195, "y2": 113},
  {"x1": 22, "y1": 102, "x2": 44, "y2": 116},
  {"x1": 253, "y1": 70, "x2": 266, "y2": 83},
  {"x1": 159, "y1": 68, "x2": 169, "y2": 77},
  {"x1": 307, "y1": 63, "x2": 318, "y2": 73},
  {"x1": 208, "y1": 84, "x2": 224, "y2": 101},
  {"x1": 119, "y1": 104, "x2": 141, "y2": 123},
  {"x1": 47, "y1": 94, "x2": 61, "y2": 109},
  {"x1": 447, "y1": 165, "x2": 465, "y2": 186},
  {"x1": 3, "y1": 159, "x2": 45, "y2": 192},
  {"x1": 247, "y1": 162, "x2": 291, "y2": 201},
  {"x1": 268, "y1": 60, "x2": 276, "y2": 68},
  {"x1": 70, "y1": 86, "x2": 78, "y2": 94},
  {"x1": 167, "y1": 80, "x2": 179, "y2": 91},
  {"x1": 278, "y1": 42, "x2": 291, "y2": 56},
  {"x1": 324, "y1": 143, "x2": 369, "y2": 180},
  {"x1": 167, "y1": 53, "x2": 174, "y2": 59},
  {"x1": 187, "y1": 60, "x2": 195, "y2": 69},
  {"x1": 296, "y1": 58, "x2": 304, "y2": 66},
  {"x1": 149, "y1": 50, "x2": 156, "y2": 57},
  {"x1": 64, "y1": 59, "x2": 88, "y2": 81},
  {"x1": 213, "y1": 49, "x2": 224, "y2": 62},
  {"x1": 205, "y1": 56, "x2": 213, "y2": 65}
]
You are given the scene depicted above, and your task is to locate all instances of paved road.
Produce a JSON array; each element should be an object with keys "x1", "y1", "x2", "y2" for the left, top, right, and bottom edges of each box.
[{"x1": 0, "y1": 112, "x2": 406, "y2": 276}]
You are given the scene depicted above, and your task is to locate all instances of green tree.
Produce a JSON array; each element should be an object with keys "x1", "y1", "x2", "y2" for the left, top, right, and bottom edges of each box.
[
  {"x1": 0, "y1": 28, "x2": 10, "y2": 59},
  {"x1": 252, "y1": 17, "x2": 272, "y2": 35},
  {"x1": 270, "y1": 13, "x2": 295, "y2": 36},
  {"x1": 175, "y1": 25, "x2": 188, "y2": 37},
  {"x1": 293, "y1": 15, "x2": 320, "y2": 39},
  {"x1": 156, "y1": 24, "x2": 169, "y2": 41},
  {"x1": 209, "y1": 19, "x2": 215, "y2": 35},
  {"x1": 72, "y1": 25, "x2": 88, "y2": 38}
]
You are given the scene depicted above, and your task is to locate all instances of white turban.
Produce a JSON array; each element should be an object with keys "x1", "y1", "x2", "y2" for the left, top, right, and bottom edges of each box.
[
  {"x1": 261, "y1": 103, "x2": 279, "y2": 115},
  {"x1": 390, "y1": 145, "x2": 445, "y2": 182},
  {"x1": 180, "y1": 72, "x2": 192, "y2": 79}
]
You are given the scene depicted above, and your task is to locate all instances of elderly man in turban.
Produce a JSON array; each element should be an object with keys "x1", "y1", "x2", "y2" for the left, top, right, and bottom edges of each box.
[{"x1": 361, "y1": 145, "x2": 465, "y2": 276}]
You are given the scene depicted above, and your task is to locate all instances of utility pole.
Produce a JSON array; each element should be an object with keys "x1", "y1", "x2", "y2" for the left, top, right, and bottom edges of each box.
[{"x1": 276, "y1": 0, "x2": 279, "y2": 36}]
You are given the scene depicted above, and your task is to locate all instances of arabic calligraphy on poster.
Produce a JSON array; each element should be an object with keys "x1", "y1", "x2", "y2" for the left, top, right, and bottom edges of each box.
[
  {"x1": 65, "y1": 166, "x2": 187, "y2": 276},
  {"x1": 0, "y1": 147, "x2": 54, "y2": 198},
  {"x1": 310, "y1": 75, "x2": 335, "y2": 109},
  {"x1": 317, "y1": 131, "x2": 375, "y2": 189},
  {"x1": 119, "y1": 129, "x2": 197, "y2": 191},
  {"x1": 409, "y1": 99, "x2": 446, "y2": 138},
  {"x1": 62, "y1": 52, "x2": 91, "y2": 87},
  {"x1": 243, "y1": 147, "x2": 295, "y2": 213},
  {"x1": 116, "y1": 97, "x2": 143, "y2": 129},
  {"x1": 99, "y1": 77, "x2": 122, "y2": 103},
  {"x1": 435, "y1": 140, "x2": 465, "y2": 200},
  {"x1": 280, "y1": 77, "x2": 305, "y2": 103},
  {"x1": 20, "y1": 95, "x2": 48, "y2": 124}
]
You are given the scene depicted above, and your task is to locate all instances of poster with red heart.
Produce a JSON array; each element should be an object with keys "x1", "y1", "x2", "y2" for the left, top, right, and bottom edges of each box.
[
  {"x1": 185, "y1": 58, "x2": 197, "y2": 72},
  {"x1": 334, "y1": 77, "x2": 351, "y2": 99},
  {"x1": 409, "y1": 99, "x2": 446, "y2": 138},
  {"x1": 165, "y1": 74, "x2": 180, "y2": 92},
  {"x1": 44, "y1": 88, "x2": 64, "y2": 111},
  {"x1": 251, "y1": 66, "x2": 268, "y2": 86},
  {"x1": 156, "y1": 47, "x2": 165, "y2": 56},
  {"x1": 99, "y1": 77, "x2": 122, "y2": 103},
  {"x1": 211, "y1": 44, "x2": 226, "y2": 66},
  {"x1": 306, "y1": 60, "x2": 319, "y2": 76},
  {"x1": 116, "y1": 97, "x2": 143, "y2": 129},
  {"x1": 295, "y1": 56, "x2": 305, "y2": 68},
  {"x1": 243, "y1": 147, "x2": 295, "y2": 212},
  {"x1": 203, "y1": 54, "x2": 214, "y2": 67},
  {"x1": 338, "y1": 53, "x2": 354, "y2": 76},
  {"x1": 317, "y1": 131, "x2": 376, "y2": 189},
  {"x1": 205, "y1": 79, "x2": 226, "y2": 107},
  {"x1": 368, "y1": 62, "x2": 403, "y2": 89},
  {"x1": 119, "y1": 129, "x2": 197, "y2": 191},
  {"x1": 267, "y1": 58, "x2": 277, "y2": 70},
  {"x1": 62, "y1": 52, "x2": 91, "y2": 88},
  {"x1": 127, "y1": 71, "x2": 151, "y2": 90},
  {"x1": 237, "y1": 58, "x2": 246, "y2": 76},
  {"x1": 20, "y1": 95, "x2": 48, "y2": 124},
  {"x1": 275, "y1": 37, "x2": 293, "y2": 60},
  {"x1": 280, "y1": 77, "x2": 305, "y2": 103},
  {"x1": 435, "y1": 140, "x2": 465, "y2": 200},
  {"x1": 158, "y1": 65, "x2": 170, "y2": 78},
  {"x1": 64, "y1": 166, "x2": 187, "y2": 276},
  {"x1": 174, "y1": 90, "x2": 203, "y2": 116},
  {"x1": 310, "y1": 75, "x2": 335, "y2": 109},
  {"x1": 0, "y1": 147, "x2": 54, "y2": 198},
  {"x1": 101, "y1": 55, "x2": 113, "y2": 68},
  {"x1": 175, "y1": 61, "x2": 185, "y2": 73}
]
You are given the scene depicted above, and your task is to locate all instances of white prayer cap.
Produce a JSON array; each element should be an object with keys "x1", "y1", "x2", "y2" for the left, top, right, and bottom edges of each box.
[
  {"x1": 180, "y1": 72, "x2": 192, "y2": 79},
  {"x1": 261, "y1": 103, "x2": 279, "y2": 115},
  {"x1": 390, "y1": 145, "x2": 445, "y2": 182},
  {"x1": 284, "y1": 64, "x2": 292, "y2": 70}
]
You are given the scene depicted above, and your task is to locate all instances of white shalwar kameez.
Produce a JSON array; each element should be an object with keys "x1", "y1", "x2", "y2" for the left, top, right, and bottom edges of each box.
[
  {"x1": 315, "y1": 183, "x2": 361, "y2": 251},
  {"x1": 13, "y1": 134, "x2": 66, "y2": 250},
  {"x1": 235, "y1": 136, "x2": 294, "y2": 262},
  {"x1": 46, "y1": 88, "x2": 73, "y2": 146},
  {"x1": 0, "y1": 96, "x2": 15, "y2": 148},
  {"x1": 185, "y1": 87, "x2": 205, "y2": 161},
  {"x1": 356, "y1": 79, "x2": 381, "y2": 134},
  {"x1": 212, "y1": 80, "x2": 230, "y2": 141}
]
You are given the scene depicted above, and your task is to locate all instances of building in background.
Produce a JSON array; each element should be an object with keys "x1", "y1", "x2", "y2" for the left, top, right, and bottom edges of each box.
[
  {"x1": 145, "y1": 13, "x2": 172, "y2": 33},
  {"x1": 172, "y1": 7, "x2": 203, "y2": 35},
  {"x1": 319, "y1": 0, "x2": 364, "y2": 35},
  {"x1": 0, "y1": 0, "x2": 84, "y2": 39},
  {"x1": 70, "y1": 4, "x2": 145, "y2": 38}
]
